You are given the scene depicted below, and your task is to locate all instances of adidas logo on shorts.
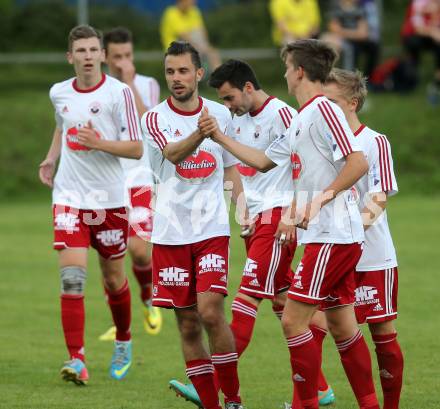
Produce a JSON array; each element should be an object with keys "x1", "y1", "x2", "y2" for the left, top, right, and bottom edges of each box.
[
  {"x1": 293, "y1": 373, "x2": 305, "y2": 382},
  {"x1": 249, "y1": 278, "x2": 260, "y2": 287},
  {"x1": 373, "y1": 303, "x2": 383, "y2": 311}
]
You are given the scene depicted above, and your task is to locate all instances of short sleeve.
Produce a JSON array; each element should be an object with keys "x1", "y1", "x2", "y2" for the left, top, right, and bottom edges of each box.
[
  {"x1": 49, "y1": 86, "x2": 63, "y2": 128},
  {"x1": 192, "y1": 7, "x2": 205, "y2": 30},
  {"x1": 148, "y1": 79, "x2": 160, "y2": 109},
  {"x1": 223, "y1": 117, "x2": 240, "y2": 167},
  {"x1": 265, "y1": 129, "x2": 293, "y2": 167},
  {"x1": 117, "y1": 86, "x2": 141, "y2": 141},
  {"x1": 141, "y1": 110, "x2": 175, "y2": 151},
  {"x1": 316, "y1": 100, "x2": 361, "y2": 162},
  {"x1": 272, "y1": 105, "x2": 297, "y2": 142},
  {"x1": 368, "y1": 135, "x2": 398, "y2": 196}
]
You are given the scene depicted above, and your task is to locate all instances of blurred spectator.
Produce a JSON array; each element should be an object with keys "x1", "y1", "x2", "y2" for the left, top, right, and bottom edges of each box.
[
  {"x1": 160, "y1": 0, "x2": 221, "y2": 72},
  {"x1": 401, "y1": 0, "x2": 440, "y2": 102},
  {"x1": 269, "y1": 0, "x2": 321, "y2": 46},
  {"x1": 323, "y1": 0, "x2": 379, "y2": 79}
]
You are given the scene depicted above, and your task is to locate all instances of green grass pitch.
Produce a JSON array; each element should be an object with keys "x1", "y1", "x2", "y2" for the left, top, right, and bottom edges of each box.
[{"x1": 0, "y1": 196, "x2": 438, "y2": 408}]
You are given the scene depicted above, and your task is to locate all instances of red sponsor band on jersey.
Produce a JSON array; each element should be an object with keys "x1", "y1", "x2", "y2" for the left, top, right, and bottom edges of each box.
[
  {"x1": 291, "y1": 152, "x2": 302, "y2": 180},
  {"x1": 236, "y1": 163, "x2": 258, "y2": 177},
  {"x1": 176, "y1": 150, "x2": 217, "y2": 181},
  {"x1": 66, "y1": 126, "x2": 101, "y2": 151}
]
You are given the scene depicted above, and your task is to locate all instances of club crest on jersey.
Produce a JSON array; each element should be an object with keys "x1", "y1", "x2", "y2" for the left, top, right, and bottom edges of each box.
[
  {"x1": 175, "y1": 148, "x2": 217, "y2": 184},
  {"x1": 346, "y1": 186, "x2": 360, "y2": 204},
  {"x1": 174, "y1": 129, "x2": 182, "y2": 137},
  {"x1": 89, "y1": 101, "x2": 101, "y2": 115},
  {"x1": 254, "y1": 125, "x2": 261, "y2": 139},
  {"x1": 236, "y1": 163, "x2": 257, "y2": 177},
  {"x1": 291, "y1": 153, "x2": 302, "y2": 180},
  {"x1": 235, "y1": 127, "x2": 240, "y2": 134},
  {"x1": 62, "y1": 105, "x2": 69, "y2": 113}
]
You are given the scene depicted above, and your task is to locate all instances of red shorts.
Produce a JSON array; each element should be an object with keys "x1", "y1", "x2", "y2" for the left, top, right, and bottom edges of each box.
[
  {"x1": 354, "y1": 267, "x2": 398, "y2": 324},
  {"x1": 128, "y1": 187, "x2": 153, "y2": 241},
  {"x1": 152, "y1": 236, "x2": 229, "y2": 308},
  {"x1": 53, "y1": 204, "x2": 128, "y2": 259},
  {"x1": 239, "y1": 208, "x2": 296, "y2": 299},
  {"x1": 288, "y1": 243, "x2": 362, "y2": 308}
]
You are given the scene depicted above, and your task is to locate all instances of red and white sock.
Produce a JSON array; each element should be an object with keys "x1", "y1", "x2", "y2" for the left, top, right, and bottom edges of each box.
[
  {"x1": 105, "y1": 279, "x2": 131, "y2": 341},
  {"x1": 186, "y1": 359, "x2": 221, "y2": 409},
  {"x1": 61, "y1": 294, "x2": 85, "y2": 362},
  {"x1": 230, "y1": 297, "x2": 258, "y2": 356},
  {"x1": 336, "y1": 330, "x2": 380, "y2": 409},
  {"x1": 132, "y1": 263, "x2": 152, "y2": 305},
  {"x1": 287, "y1": 330, "x2": 320, "y2": 409},
  {"x1": 310, "y1": 325, "x2": 330, "y2": 392},
  {"x1": 212, "y1": 352, "x2": 241, "y2": 404},
  {"x1": 372, "y1": 333, "x2": 404, "y2": 409}
]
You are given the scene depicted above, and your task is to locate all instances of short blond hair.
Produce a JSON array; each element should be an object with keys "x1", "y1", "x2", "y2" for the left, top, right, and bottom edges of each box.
[{"x1": 326, "y1": 68, "x2": 368, "y2": 112}]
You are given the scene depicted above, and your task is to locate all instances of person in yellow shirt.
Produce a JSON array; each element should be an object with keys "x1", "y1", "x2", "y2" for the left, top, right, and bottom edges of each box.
[
  {"x1": 160, "y1": 0, "x2": 221, "y2": 71},
  {"x1": 269, "y1": 0, "x2": 321, "y2": 46}
]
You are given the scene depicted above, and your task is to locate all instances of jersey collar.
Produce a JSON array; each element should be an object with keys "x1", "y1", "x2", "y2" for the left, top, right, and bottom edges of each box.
[
  {"x1": 298, "y1": 94, "x2": 324, "y2": 113},
  {"x1": 249, "y1": 96, "x2": 275, "y2": 117},
  {"x1": 354, "y1": 124, "x2": 366, "y2": 136},
  {"x1": 167, "y1": 96, "x2": 203, "y2": 116},
  {"x1": 72, "y1": 73, "x2": 106, "y2": 93}
]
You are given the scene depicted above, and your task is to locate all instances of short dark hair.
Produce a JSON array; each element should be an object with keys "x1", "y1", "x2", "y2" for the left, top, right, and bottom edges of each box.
[
  {"x1": 208, "y1": 59, "x2": 261, "y2": 90},
  {"x1": 165, "y1": 41, "x2": 202, "y2": 69},
  {"x1": 103, "y1": 27, "x2": 133, "y2": 50},
  {"x1": 68, "y1": 25, "x2": 102, "y2": 52},
  {"x1": 281, "y1": 39, "x2": 338, "y2": 83}
]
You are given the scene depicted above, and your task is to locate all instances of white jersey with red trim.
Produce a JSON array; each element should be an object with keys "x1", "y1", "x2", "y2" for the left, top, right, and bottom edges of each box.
[
  {"x1": 141, "y1": 97, "x2": 239, "y2": 245},
  {"x1": 120, "y1": 74, "x2": 160, "y2": 196},
  {"x1": 354, "y1": 125, "x2": 398, "y2": 271},
  {"x1": 133, "y1": 74, "x2": 160, "y2": 110},
  {"x1": 231, "y1": 96, "x2": 297, "y2": 217},
  {"x1": 266, "y1": 95, "x2": 364, "y2": 244},
  {"x1": 50, "y1": 74, "x2": 141, "y2": 209}
]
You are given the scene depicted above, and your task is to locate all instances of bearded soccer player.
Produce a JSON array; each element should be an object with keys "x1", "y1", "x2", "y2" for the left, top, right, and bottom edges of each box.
[
  {"x1": 324, "y1": 68, "x2": 404, "y2": 409},
  {"x1": 38, "y1": 25, "x2": 143, "y2": 385},
  {"x1": 141, "y1": 41, "x2": 245, "y2": 409},
  {"x1": 175, "y1": 59, "x2": 336, "y2": 407},
  {"x1": 98, "y1": 27, "x2": 162, "y2": 341},
  {"x1": 200, "y1": 39, "x2": 380, "y2": 409}
]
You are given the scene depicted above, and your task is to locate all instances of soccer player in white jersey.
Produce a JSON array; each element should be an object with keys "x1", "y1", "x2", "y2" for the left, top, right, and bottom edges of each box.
[
  {"x1": 324, "y1": 68, "x2": 404, "y2": 409},
  {"x1": 141, "y1": 41, "x2": 244, "y2": 409},
  {"x1": 97, "y1": 27, "x2": 162, "y2": 341},
  {"x1": 38, "y1": 25, "x2": 143, "y2": 385},
  {"x1": 180, "y1": 59, "x2": 334, "y2": 408},
  {"x1": 200, "y1": 39, "x2": 380, "y2": 409}
]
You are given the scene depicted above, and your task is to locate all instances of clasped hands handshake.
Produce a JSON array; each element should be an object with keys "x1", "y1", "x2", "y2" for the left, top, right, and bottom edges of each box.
[{"x1": 197, "y1": 107, "x2": 221, "y2": 140}]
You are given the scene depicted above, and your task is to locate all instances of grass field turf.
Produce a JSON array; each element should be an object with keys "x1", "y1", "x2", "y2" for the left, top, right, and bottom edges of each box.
[{"x1": 0, "y1": 196, "x2": 438, "y2": 408}]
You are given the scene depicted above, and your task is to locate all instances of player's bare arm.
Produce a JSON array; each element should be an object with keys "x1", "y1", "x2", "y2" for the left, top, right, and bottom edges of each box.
[
  {"x1": 39, "y1": 127, "x2": 62, "y2": 187},
  {"x1": 297, "y1": 151, "x2": 369, "y2": 230},
  {"x1": 198, "y1": 115, "x2": 276, "y2": 172},
  {"x1": 77, "y1": 120, "x2": 143, "y2": 159},
  {"x1": 162, "y1": 128, "x2": 206, "y2": 164},
  {"x1": 224, "y1": 165, "x2": 255, "y2": 237},
  {"x1": 361, "y1": 191, "x2": 387, "y2": 231}
]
